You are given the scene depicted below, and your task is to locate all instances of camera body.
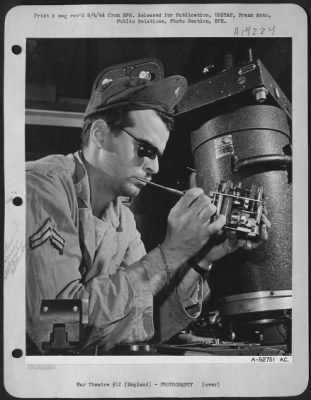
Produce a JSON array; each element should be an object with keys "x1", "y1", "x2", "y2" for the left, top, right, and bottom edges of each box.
[{"x1": 210, "y1": 181, "x2": 264, "y2": 240}]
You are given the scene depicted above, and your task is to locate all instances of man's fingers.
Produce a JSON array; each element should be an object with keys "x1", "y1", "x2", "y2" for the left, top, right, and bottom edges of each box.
[
  {"x1": 236, "y1": 239, "x2": 254, "y2": 251},
  {"x1": 260, "y1": 214, "x2": 271, "y2": 240},
  {"x1": 262, "y1": 214, "x2": 271, "y2": 229},
  {"x1": 179, "y1": 187, "x2": 205, "y2": 208},
  {"x1": 179, "y1": 188, "x2": 217, "y2": 221},
  {"x1": 198, "y1": 202, "x2": 216, "y2": 221},
  {"x1": 260, "y1": 223, "x2": 269, "y2": 241},
  {"x1": 193, "y1": 193, "x2": 211, "y2": 212},
  {"x1": 226, "y1": 231, "x2": 239, "y2": 248}
]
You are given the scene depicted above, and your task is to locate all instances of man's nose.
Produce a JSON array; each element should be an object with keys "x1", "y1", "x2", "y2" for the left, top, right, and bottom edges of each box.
[{"x1": 144, "y1": 156, "x2": 159, "y2": 175}]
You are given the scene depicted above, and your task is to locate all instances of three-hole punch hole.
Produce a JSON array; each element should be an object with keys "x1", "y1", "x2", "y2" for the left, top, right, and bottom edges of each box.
[
  {"x1": 13, "y1": 197, "x2": 23, "y2": 206},
  {"x1": 12, "y1": 45, "x2": 22, "y2": 55},
  {"x1": 12, "y1": 348, "x2": 23, "y2": 358}
]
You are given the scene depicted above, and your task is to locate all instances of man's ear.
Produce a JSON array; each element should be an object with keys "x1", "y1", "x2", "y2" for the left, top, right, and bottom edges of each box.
[{"x1": 89, "y1": 119, "x2": 110, "y2": 148}]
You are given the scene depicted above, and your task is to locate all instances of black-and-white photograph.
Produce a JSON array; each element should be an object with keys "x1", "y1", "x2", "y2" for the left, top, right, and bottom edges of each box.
[{"x1": 25, "y1": 37, "x2": 292, "y2": 357}]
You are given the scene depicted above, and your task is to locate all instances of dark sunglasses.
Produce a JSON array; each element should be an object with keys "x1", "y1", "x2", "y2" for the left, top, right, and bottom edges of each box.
[{"x1": 122, "y1": 129, "x2": 161, "y2": 160}]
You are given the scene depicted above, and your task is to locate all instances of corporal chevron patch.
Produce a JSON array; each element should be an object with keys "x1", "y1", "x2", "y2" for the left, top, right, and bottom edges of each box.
[{"x1": 29, "y1": 217, "x2": 65, "y2": 254}]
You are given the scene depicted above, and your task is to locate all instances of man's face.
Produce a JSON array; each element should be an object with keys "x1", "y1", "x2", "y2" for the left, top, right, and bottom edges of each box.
[{"x1": 92, "y1": 109, "x2": 170, "y2": 198}]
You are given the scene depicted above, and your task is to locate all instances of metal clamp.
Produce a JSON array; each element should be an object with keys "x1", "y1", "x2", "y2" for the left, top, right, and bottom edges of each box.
[{"x1": 231, "y1": 154, "x2": 292, "y2": 174}]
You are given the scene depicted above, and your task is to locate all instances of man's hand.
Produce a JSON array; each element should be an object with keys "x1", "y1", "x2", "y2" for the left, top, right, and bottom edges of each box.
[
  {"x1": 161, "y1": 188, "x2": 226, "y2": 269},
  {"x1": 195, "y1": 212, "x2": 271, "y2": 271}
]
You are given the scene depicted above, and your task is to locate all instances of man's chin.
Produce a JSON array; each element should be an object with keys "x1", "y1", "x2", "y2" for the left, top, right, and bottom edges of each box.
[{"x1": 122, "y1": 183, "x2": 142, "y2": 198}]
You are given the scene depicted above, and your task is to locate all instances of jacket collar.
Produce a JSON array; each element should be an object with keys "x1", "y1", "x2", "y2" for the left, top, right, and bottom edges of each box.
[{"x1": 71, "y1": 151, "x2": 123, "y2": 230}]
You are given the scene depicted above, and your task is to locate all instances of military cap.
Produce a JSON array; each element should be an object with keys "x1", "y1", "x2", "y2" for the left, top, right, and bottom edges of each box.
[{"x1": 84, "y1": 73, "x2": 187, "y2": 119}]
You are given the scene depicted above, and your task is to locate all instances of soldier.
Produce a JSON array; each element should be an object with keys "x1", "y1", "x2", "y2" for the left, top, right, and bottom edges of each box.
[{"x1": 26, "y1": 73, "x2": 270, "y2": 353}]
